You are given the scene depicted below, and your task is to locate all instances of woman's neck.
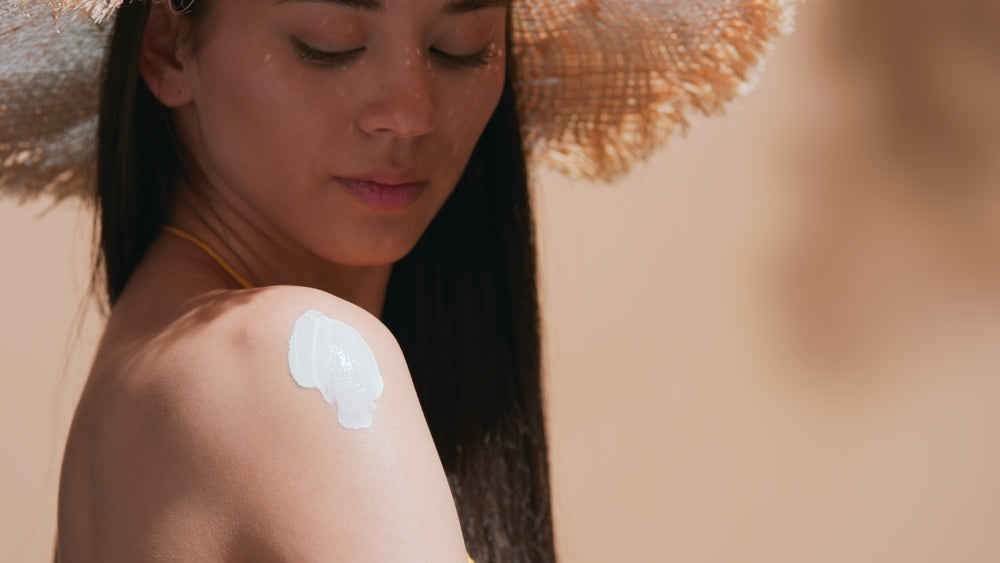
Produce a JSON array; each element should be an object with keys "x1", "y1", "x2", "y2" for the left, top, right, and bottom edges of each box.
[{"x1": 166, "y1": 188, "x2": 393, "y2": 318}]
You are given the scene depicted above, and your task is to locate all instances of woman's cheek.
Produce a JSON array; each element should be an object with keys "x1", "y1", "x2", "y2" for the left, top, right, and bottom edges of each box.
[{"x1": 465, "y1": 68, "x2": 505, "y2": 138}]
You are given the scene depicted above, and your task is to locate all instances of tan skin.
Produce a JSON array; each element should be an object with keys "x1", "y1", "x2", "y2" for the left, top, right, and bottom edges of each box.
[{"x1": 57, "y1": 0, "x2": 507, "y2": 560}]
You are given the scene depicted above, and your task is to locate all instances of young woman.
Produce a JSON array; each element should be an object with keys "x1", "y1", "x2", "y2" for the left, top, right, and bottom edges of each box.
[
  {"x1": 57, "y1": 0, "x2": 546, "y2": 560},
  {"x1": 1, "y1": 0, "x2": 793, "y2": 560}
]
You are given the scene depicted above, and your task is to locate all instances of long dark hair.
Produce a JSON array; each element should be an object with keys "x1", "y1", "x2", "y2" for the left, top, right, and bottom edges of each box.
[{"x1": 96, "y1": 3, "x2": 555, "y2": 561}]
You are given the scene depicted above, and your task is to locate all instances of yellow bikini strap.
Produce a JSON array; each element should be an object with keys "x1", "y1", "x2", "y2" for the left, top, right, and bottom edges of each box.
[{"x1": 162, "y1": 225, "x2": 254, "y2": 290}]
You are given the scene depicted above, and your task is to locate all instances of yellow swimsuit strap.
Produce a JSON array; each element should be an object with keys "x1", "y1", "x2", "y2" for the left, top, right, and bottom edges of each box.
[{"x1": 162, "y1": 225, "x2": 254, "y2": 289}]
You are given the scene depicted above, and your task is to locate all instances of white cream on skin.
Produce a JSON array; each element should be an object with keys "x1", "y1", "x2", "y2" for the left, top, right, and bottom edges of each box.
[{"x1": 287, "y1": 309, "x2": 384, "y2": 429}]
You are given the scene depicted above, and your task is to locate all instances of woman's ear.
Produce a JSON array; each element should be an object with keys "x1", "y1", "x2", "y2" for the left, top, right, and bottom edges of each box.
[{"x1": 138, "y1": 1, "x2": 193, "y2": 107}]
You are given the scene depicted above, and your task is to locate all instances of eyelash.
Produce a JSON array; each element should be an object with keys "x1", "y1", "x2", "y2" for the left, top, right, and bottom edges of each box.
[{"x1": 291, "y1": 38, "x2": 496, "y2": 69}]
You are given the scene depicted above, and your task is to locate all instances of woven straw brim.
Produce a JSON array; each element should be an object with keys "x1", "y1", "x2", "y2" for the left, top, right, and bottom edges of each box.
[
  {"x1": 0, "y1": 0, "x2": 794, "y2": 201},
  {"x1": 512, "y1": 0, "x2": 794, "y2": 181},
  {"x1": 1, "y1": 4, "x2": 108, "y2": 202}
]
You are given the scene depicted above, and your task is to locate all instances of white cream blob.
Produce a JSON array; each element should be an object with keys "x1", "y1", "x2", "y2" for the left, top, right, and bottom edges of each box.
[{"x1": 287, "y1": 309, "x2": 384, "y2": 429}]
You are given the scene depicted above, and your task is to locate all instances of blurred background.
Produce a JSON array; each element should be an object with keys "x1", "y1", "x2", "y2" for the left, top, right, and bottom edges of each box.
[{"x1": 3, "y1": 0, "x2": 1000, "y2": 560}]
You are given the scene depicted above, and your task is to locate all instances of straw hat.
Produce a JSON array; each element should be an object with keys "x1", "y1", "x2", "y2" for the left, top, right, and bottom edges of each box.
[{"x1": 0, "y1": 0, "x2": 795, "y2": 201}]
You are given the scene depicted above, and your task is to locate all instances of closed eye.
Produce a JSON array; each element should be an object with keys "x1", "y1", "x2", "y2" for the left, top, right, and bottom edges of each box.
[
  {"x1": 292, "y1": 38, "x2": 365, "y2": 67},
  {"x1": 292, "y1": 38, "x2": 497, "y2": 69},
  {"x1": 430, "y1": 46, "x2": 495, "y2": 69}
]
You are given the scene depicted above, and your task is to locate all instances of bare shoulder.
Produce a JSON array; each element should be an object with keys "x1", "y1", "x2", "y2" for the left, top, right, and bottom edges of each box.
[{"x1": 102, "y1": 286, "x2": 466, "y2": 561}]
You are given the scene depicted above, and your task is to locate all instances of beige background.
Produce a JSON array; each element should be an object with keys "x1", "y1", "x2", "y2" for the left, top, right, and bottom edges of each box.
[{"x1": 4, "y1": 1, "x2": 1000, "y2": 561}]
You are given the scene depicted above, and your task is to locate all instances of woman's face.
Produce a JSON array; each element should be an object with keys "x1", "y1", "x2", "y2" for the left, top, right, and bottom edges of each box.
[{"x1": 165, "y1": 0, "x2": 508, "y2": 266}]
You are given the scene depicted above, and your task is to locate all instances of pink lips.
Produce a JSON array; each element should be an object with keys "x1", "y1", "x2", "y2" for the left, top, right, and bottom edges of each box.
[{"x1": 336, "y1": 177, "x2": 427, "y2": 210}]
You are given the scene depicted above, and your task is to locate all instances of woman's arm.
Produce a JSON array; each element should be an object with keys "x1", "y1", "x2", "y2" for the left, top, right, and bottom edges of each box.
[{"x1": 137, "y1": 286, "x2": 468, "y2": 561}]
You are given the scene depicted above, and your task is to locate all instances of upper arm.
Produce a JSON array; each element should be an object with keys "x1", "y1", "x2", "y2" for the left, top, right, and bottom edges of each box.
[{"x1": 158, "y1": 287, "x2": 467, "y2": 562}]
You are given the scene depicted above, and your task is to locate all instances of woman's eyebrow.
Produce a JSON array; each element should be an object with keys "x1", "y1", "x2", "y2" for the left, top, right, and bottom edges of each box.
[{"x1": 274, "y1": 0, "x2": 510, "y2": 14}]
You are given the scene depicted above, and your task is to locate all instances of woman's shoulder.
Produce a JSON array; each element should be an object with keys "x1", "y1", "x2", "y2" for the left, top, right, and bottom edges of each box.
[
  {"x1": 114, "y1": 285, "x2": 402, "y2": 430},
  {"x1": 157, "y1": 285, "x2": 389, "y2": 373},
  {"x1": 69, "y1": 286, "x2": 467, "y2": 561},
  {"x1": 156, "y1": 284, "x2": 397, "y2": 371},
  {"x1": 135, "y1": 284, "x2": 413, "y2": 453}
]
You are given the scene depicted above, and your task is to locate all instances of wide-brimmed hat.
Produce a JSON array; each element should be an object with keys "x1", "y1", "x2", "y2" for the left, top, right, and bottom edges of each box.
[{"x1": 0, "y1": 0, "x2": 795, "y2": 202}]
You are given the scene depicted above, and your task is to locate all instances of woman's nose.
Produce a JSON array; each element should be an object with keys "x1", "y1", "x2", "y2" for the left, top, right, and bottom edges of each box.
[{"x1": 358, "y1": 54, "x2": 436, "y2": 139}]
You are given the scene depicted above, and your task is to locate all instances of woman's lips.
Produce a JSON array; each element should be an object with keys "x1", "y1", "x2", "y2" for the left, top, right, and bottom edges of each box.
[{"x1": 335, "y1": 177, "x2": 427, "y2": 210}]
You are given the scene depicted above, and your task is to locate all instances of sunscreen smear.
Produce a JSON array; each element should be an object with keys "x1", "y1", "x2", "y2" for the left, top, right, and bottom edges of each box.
[{"x1": 287, "y1": 309, "x2": 384, "y2": 429}]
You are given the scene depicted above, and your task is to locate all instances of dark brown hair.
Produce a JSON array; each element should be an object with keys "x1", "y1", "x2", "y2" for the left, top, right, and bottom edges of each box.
[{"x1": 96, "y1": 2, "x2": 555, "y2": 561}]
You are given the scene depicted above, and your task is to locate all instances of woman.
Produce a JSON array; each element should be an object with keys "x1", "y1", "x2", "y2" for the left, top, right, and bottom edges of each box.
[
  {"x1": 0, "y1": 0, "x2": 793, "y2": 560},
  {"x1": 60, "y1": 0, "x2": 544, "y2": 560}
]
